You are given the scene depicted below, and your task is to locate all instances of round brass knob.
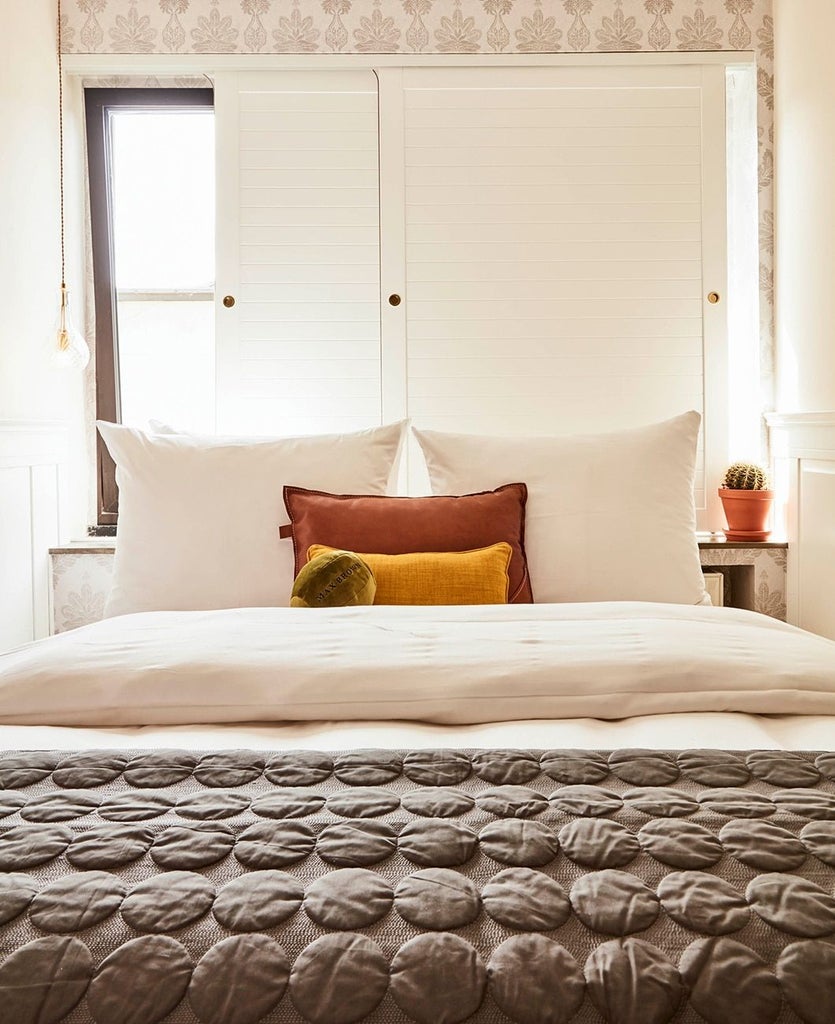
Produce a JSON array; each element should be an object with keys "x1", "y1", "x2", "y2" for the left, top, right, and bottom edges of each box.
[
  {"x1": 222, "y1": 295, "x2": 236, "y2": 308},
  {"x1": 707, "y1": 292, "x2": 720, "y2": 305},
  {"x1": 388, "y1": 294, "x2": 402, "y2": 307}
]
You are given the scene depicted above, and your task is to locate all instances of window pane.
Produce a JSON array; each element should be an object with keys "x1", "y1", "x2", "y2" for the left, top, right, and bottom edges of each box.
[
  {"x1": 109, "y1": 107, "x2": 215, "y2": 432},
  {"x1": 110, "y1": 111, "x2": 214, "y2": 291},
  {"x1": 117, "y1": 299, "x2": 215, "y2": 433}
]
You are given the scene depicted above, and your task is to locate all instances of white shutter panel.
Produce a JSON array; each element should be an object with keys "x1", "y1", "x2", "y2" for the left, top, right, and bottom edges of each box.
[
  {"x1": 215, "y1": 71, "x2": 381, "y2": 436},
  {"x1": 395, "y1": 66, "x2": 727, "y2": 528}
]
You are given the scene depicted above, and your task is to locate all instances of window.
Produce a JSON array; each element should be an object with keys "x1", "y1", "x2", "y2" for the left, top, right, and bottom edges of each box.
[{"x1": 86, "y1": 88, "x2": 214, "y2": 525}]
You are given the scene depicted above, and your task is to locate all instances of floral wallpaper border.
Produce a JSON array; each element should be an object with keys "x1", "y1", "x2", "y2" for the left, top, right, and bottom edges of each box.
[
  {"x1": 66, "y1": 0, "x2": 775, "y2": 417},
  {"x1": 63, "y1": 1, "x2": 770, "y2": 61}
]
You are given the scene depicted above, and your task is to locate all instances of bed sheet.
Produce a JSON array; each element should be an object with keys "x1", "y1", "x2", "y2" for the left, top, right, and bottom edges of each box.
[{"x1": 0, "y1": 711, "x2": 833, "y2": 753}]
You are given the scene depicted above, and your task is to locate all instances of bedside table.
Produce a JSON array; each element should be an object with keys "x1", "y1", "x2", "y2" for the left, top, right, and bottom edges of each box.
[
  {"x1": 698, "y1": 537, "x2": 787, "y2": 619},
  {"x1": 49, "y1": 539, "x2": 789, "y2": 633},
  {"x1": 50, "y1": 543, "x2": 115, "y2": 633}
]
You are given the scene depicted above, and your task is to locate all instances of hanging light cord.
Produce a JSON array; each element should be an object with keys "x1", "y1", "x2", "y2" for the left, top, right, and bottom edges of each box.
[{"x1": 57, "y1": 0, "x2": 66, "y2": 289}]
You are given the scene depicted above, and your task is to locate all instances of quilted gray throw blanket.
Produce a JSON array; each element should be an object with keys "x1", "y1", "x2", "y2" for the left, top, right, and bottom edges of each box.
[{"x1": 0, "y1": 748, "x2": 833, "y2": 1024}]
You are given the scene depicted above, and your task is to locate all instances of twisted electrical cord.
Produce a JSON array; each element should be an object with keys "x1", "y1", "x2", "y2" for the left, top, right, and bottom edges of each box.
[{"x1": 57, "y1": 0, "x2": 66, "y2": 288}]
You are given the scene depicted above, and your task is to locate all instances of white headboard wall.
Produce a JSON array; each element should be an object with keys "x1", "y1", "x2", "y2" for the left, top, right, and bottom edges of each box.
[
  {"x1": 63, "y1": 0, "x2": 776, "y2": 435},
  {"x1": 211, "y1": 59, "x2": 735, "y2": 528}
]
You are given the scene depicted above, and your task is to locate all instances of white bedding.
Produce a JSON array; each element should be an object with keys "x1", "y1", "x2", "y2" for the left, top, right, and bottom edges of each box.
[
  {"x1": 1, "y1": 602, "x2": 834, "y2": 732},
  {"x1": 0, "y1": 713, "x2": 833, "y2": 754}
]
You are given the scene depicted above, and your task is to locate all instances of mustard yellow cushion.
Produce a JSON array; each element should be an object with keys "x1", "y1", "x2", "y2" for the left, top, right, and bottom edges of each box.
[{"x1": 307, "y1": 542, "x2": 512, "y2": 606}]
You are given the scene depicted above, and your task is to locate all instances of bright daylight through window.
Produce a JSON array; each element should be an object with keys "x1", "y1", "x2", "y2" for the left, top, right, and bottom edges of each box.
[{"x1": 110, "y1": 108, "x2": 215, "y2": 432}]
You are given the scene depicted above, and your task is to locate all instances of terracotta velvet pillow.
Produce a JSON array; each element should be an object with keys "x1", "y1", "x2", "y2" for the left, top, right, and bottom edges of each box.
[{"x1": 282, "y1": 483, "x2": 533, "y2": 603}]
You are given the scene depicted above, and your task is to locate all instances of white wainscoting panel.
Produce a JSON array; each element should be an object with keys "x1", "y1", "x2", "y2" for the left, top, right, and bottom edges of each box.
[
  {"x1": 768, "y1": 412, "x2": 835, "y2": 639},
  {"x1": 0, "y1": 422, "x2": 67, "y2": 650}
]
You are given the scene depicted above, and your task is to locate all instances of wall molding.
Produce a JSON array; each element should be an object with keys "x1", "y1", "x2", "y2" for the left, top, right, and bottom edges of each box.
[
  {"x1": 63, "y1": 50, "x2": 753, "y2": 74},
  {"x1": 767, "y1": 411, "x2": 835, "y2": 459},
  {"x1": 766, "y1": 410, "x2": 835, "y2": 638},
  {"x1": 0, "y1": 420, "x2": 70, "y2": 468},
  {"x1": 0, "y1": 421, "x2": 69, "y2": 647}
]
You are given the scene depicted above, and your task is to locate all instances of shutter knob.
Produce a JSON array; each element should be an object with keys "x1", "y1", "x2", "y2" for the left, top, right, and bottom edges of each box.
[
  {"x1": 222, "y1": 295, "x2": 236, "y2": 308},
  {"x1": 707, "y1": 292, "x2": 720, "y2": 304},
  {"x1": 388, "y1": 294, "x2": 402, "y2": 307}
]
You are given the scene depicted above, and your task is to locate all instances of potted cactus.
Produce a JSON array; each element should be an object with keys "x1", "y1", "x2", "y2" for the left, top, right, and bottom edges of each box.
[{"x1": 718, "y1": 463, "x2": 773, "y2": 541}]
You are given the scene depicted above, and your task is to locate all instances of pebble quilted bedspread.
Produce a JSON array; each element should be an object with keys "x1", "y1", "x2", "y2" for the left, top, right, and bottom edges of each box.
[{"x1": 0, "y1": 747, "x2": 834, "y2": 1024}]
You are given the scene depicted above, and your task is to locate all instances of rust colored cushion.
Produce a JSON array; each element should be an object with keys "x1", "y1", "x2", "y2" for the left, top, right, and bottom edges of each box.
[{"x1": 282, "y1": 483, "x2": 533, "y2": 603}]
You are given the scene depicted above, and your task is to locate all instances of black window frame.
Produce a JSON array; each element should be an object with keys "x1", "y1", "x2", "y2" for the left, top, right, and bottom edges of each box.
[{"x1": 85, "y1": 87, "x2": 214, "y2": 527}]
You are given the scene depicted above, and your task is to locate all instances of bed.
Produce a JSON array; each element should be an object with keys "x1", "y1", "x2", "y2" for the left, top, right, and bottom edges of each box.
[{"x1": 1, "y1": 417, "x2": 834, "y2": 1024}]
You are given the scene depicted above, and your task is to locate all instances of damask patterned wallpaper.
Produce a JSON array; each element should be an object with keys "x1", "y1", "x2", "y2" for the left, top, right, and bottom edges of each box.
[{"x1": 64, "y1": 0, "x2": 775, "y2": 406}]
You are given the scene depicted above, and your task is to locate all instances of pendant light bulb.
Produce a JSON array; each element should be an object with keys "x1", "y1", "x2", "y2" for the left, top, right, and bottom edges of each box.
[{"x1": 52, "y1": 284, "x2": 90, "y2": 369}]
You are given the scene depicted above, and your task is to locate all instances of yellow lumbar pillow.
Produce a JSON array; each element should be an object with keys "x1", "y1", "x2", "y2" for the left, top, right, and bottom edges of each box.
[
  {"x1": 306, "y1": 542, "x2": 512, "y2": 606},
  {"x1": 291, "y1": 549, "x2": 376, "y2": 608}
]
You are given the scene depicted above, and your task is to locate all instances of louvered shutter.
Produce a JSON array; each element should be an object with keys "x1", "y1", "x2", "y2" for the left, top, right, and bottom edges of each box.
[
  {"x1": 215, "y1": 71, "x2": 382, "y2": 435},
  {"x1": 387, "y1": 66, "x2": 727, "y2": 525}
]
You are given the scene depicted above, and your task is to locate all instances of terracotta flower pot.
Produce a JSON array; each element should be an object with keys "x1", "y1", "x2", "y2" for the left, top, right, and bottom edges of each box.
[{"x1": 718, "y1": 488, "x2": 773, "y2": 542}]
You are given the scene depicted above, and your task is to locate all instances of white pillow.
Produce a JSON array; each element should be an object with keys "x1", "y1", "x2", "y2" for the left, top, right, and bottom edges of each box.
[
  {"x1": 98, "y1": 421, "x2": 406, "y2": 617},
  {"x1": 146, "y1": 419, "x2": 179, "y2": 434},
  {"x1": 413, "y1": 412, "x2": 706, "y2": 606}
]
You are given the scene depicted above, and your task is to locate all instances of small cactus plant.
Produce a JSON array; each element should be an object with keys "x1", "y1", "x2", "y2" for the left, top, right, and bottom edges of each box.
[{"x1": 722, "y1": 462, "x2": 770, "y2": 491}]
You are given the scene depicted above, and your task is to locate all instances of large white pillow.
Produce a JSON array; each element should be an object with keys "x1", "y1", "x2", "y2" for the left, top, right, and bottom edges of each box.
[
  {"x1": 414, "y1": 412, "x2": 707, "y2": 606},
  {"x1": 98, "y1": 421, "x2": 406, "y2": 617}
]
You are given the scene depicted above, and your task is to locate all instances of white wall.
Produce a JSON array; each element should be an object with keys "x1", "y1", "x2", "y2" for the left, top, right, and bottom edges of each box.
[
  {"x1": 774, "y1": 0, "x2": 835, "y2": 413},
  {"x1": 0, "y1": 3, "x2": 87, "y2": 539},
  {"x1": 772, "y1": 0, "x2": 835, "y2": 638}
]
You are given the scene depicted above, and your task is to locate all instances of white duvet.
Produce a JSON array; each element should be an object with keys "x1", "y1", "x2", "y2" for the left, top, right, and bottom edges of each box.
[{"x1": 1, "y1": 602, "x2": 835, "y2": 728}]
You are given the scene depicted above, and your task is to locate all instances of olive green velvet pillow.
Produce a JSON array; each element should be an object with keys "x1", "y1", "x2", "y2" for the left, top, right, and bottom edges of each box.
[{"x1": 291, "y1": 549, "x2": 376, "y2": 608}]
